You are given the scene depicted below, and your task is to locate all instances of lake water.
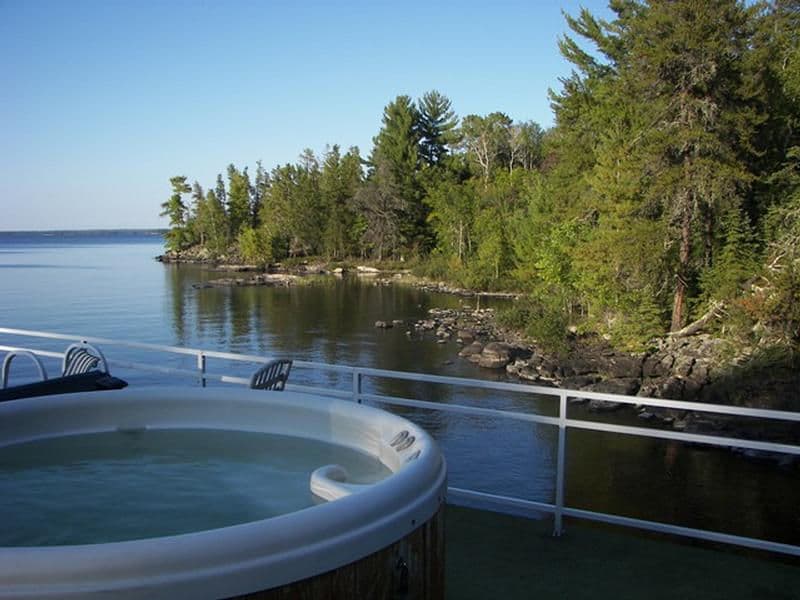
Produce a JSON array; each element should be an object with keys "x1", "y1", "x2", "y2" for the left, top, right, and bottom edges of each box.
[{"x1": 1, "y1": 230, "x2": 798, "y2": 546}]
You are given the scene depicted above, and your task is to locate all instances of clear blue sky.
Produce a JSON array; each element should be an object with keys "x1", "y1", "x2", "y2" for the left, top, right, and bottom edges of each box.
[{"x1": 1, "y1": 0, "x2": 612, "y2": 231}]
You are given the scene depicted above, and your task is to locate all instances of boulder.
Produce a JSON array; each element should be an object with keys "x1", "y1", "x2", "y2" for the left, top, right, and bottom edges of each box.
[
  {"x1": 507, "y1": 360, "x2": 540, "y2": 382},
  {"x1": 561, "y1": 374, "x2": 602, "y2": 390},
  {"x1": 639, "y1": 376, "x2": 684, "y2": 400},
  {"x1": 458, "y1": 341, "x2": 484, "y2": 358},
  {"x1": 604, "y1": 354, "x2": 644, "y2": 379},
  {"x1": 477, "y1": 342, "x2": 513, "y2": 369},
  {"x1": 586, "y1": 378, "x2": 641, "y2": 397},
  {"x1": 643, "y1": 353, "x2": 675, "y2": 378},
  {"x1": 673, "y1": 355, "x2": 695, "y2": 378},
  {"x1": 588, "y1": 400, "x2": 626, "y2": 413},
  {"x1": 456, "y1": 330, "x2": 475, "y2": 344},
  {"x1": 561, "y1": 358, "x2": 597, "y2": 377}
]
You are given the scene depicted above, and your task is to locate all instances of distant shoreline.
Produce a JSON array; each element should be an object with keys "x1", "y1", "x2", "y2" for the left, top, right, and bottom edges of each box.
[{"x1": 0, "y1": 228, "x2": 167, "y2": 236}]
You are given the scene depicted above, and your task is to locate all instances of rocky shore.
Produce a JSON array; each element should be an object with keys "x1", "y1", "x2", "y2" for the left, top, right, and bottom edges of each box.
[
  {"x1": 394, "y1": 307, "x2": 799, "y2": 455},
  {"x1": 159, "y1": 251, "x2": 797, "y2": 452}
]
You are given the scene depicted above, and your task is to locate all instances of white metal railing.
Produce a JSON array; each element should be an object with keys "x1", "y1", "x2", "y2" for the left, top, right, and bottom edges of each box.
[{"x1": 1, "y1": 326, "x2": 799, "y2": 557}]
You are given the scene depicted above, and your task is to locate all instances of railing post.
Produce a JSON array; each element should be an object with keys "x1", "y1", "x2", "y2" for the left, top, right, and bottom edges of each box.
[
  {"x1": 352, "y1": 370, "x2": 361, "y2": 403},
  {"x1": 197, "y1": 352, "x2": 207, "y2": 388},
  {"x1": 553, "y1": 390, "x2": 567, "y2": 536}
]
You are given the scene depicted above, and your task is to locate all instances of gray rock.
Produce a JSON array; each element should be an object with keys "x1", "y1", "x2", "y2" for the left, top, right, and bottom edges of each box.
[
  {"x1": 374, "y1": 320, "x2": 393, "y2": 329},
  {"x1": 456, "y1": 330, "x2": 475, "y2": 344},
  {"x1": 561, "y1": 374, "x2": 602, "y2": 389},
  {"x1": 588, "y1": 400, "x2": 626, "y2": 412},
  {"x1": 643, "y1": 353, "x2": 675, "y2": 378},
  {"x1": 478, "y1": 342, "x2": 513, "y2": 369},
  {"x1": 604, "y1": 354, "x2": 644, "y2": 379},
  {"x1": 458, "y1": 341, "x2": 484, "y2": 358},
  {"x1": 587, "y1": 378, "x2": 641, "y2": 397},
  {"x1": 673, "y1": 355, "x2": 695, "y2": 378}
]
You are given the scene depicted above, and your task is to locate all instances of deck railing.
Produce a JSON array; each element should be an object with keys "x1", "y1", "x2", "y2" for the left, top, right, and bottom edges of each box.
[{"x1": 1, "y1": 326, "x2": 799, "y2": 557}]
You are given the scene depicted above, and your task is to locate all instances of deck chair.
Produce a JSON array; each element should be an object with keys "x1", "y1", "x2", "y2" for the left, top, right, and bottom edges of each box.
[
  {"x1": 249, "y1": 359, "x2": 293, "y2": 391},
  {"x1": 62, "y1": 343, "x2": 109, "y2": 376},
  {"x1": 1, "y1": 342, "x2": 125, "y2": 402}
]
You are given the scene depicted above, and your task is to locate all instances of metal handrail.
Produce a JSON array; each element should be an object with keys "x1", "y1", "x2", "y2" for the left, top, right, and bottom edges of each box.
[
  {"x1": 1, "y1": 350, "x2": 48, "y2": 389},
  {"x1": 1, "y1": 326, "x2": 799, "y2": 557}
]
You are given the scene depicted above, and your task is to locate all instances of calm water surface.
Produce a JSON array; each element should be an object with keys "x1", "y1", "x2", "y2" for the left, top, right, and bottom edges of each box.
[
  {"x1": 0, "y1": 230, "x2": 798, "y2": 545},
  {"x1": 0, "y1": 429, "x2": 389, "y2": 546}
]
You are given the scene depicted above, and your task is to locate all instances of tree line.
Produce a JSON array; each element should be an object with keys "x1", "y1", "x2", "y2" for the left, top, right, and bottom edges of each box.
[{"x1": 161, "y1": 0, "x2": 800, "y2": 350}]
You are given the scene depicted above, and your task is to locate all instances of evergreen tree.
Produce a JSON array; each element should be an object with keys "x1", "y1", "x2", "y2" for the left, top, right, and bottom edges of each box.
[
  {"x1": 253, "y1": 161, "x2": 269, "y2": 228},
  {"x1": 203, "y1": 189, "x2": 228, "y2": 256},
  {"x1": 188, "y1": 181, "x2": 205, "y2": 246},
  {"x1": 418, "y1": 90, "x2": 459, "y2": 167},
  {"x1": 622, "y1": 0, "x2": 759, "y2": 330},
  {"x1": 226, "y1": 164, "x2": 252, "y2": 237},
  {"x1": 320, "y1": 145, "x2": 363, "y2": 258},
  {"x1": 354, "y1": 158, "x2": 406, "y2": 260},
  {"x1": 371, "y1": 95, "x2": 428, "y2": 253},
  {"x1": 160, "y1": 176, "x2": 192, "y2": 252}
]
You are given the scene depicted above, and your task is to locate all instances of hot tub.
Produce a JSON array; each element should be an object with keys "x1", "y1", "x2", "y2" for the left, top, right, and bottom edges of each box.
[{"x1": 0, "y1": 388, "x2": 447, "y2": 599}]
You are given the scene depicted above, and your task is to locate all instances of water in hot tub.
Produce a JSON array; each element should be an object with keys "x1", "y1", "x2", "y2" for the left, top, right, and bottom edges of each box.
[{"x1": 0, "y1": 429, "x2": 391, "y2": 546}]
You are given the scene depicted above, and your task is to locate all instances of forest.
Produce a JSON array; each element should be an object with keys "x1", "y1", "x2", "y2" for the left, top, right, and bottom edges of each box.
[{"x1": 160, "y1": 0, "x2": 800, "y2": 351}]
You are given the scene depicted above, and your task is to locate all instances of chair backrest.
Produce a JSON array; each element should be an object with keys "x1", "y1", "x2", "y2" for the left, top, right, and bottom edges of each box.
[
  {"x1": 1, "y1": 351, "x2": 48, "y2": 389},
  {"x1": 62, "y1": 343, "x2": 109, "y2": 377},
  {"x1": 249, "y1": 359, "x2": 293, "y2": 391}
]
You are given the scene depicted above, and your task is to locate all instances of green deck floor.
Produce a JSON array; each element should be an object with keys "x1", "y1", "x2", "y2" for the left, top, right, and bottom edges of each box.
[{"x1": 446, "y1": 506, "x2": 800, "y2": 600}]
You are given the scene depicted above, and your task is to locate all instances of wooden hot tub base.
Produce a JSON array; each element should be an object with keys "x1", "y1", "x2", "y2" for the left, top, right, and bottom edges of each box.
[{"x1": 235, "y1": 506, "x2": 445, "y2": 600}]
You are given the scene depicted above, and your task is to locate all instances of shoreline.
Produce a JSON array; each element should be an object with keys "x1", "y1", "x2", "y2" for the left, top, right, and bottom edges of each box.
[{"x1": 157, "y1": 252, "x2": 800, "y2": 451}]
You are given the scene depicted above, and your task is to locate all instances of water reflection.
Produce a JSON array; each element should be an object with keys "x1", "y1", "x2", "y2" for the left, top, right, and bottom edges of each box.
[{"x1": 161, "y1": 265, "x2": 800, "y2": 545}]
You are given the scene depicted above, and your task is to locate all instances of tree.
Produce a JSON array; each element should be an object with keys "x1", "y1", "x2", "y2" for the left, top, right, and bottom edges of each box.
[
  {"x1": 424, "y1": 177, "x2": 478, "y2": 263},
  {"x1": 188, "y1": 181, "x2": 205, "y2": 246},
  {"x1": 418, "y1": 90, "x2": 459, "y2": 167},
  {"x1": 509, "y1": 121, "x2": 544, "y2": 172},
  {"x1": 202, "y1": 189, "x2": 229, "y2": 256},
  {"x1": 252, "y1": 161, "x2": 269, "y2": 228},
  {"x1": 320, "y1": 145, "x2": 363, "y2": 258},
  {"x1": 226, "y1": 164, "x2": 252, "y2": 237},
  {"x1": 622, "y1": 0, "x2": 758, "y2": 330},
  {"x1": 353, "y1": 158, "x2": 406, "y2": 260},
  {"x1": 160, "y1": 176, "x2": 192, "y2": 252},
  {"x1": 460, "y1": 112, "x2": 513, "y2": 180},
  {"x1": 371, "y1": 95, "x2": 428, "y2": 253}
]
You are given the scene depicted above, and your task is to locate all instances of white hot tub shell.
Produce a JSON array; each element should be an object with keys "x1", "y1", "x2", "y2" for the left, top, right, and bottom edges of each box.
[{"x1": 0, "y1": 387, "x2": 447, "y2": 599}]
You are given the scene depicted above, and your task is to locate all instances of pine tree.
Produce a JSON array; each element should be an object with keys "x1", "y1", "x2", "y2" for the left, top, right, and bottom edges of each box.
[
  {"x1": 417, "y1": 90, "x2": 459, "y2": 167},
  {"x1": 160, "y1": 176, "x2": 192, "y2": 252},
  {"x1": 371, "y1": 95, "x2": 427, "y2": 254},
  {"x1": 226, "y1": 164, "x2": 252, "y2": 237}
]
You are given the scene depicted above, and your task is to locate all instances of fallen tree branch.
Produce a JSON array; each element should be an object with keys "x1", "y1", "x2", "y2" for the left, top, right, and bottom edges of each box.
[{"x1": 669, "y1": 301, "x2": 726, "y2": 338}]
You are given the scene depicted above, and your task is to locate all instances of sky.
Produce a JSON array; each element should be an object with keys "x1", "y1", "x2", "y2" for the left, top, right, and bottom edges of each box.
[{"x1": 0, "y1": 0, "x2": 613, "y2": 231}]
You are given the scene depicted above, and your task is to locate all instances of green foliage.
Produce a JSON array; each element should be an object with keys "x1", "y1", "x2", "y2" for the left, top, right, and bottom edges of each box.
[
  {"x1": 226, "y1": 164, "x2": 252, "y2": 237},
  {"x1": 497, "y1": 296, "x2": 570, "y2": 353},
  {"x1": 424, "y1": 177, "x2": 477, "y2": 263},
  {"x1": 700, "y1": 207, "x2": 760, "y2": 303},
  {"x1": 237, "y1": 226, "x2": 272, "y2": 266},
  {"x1": 459, "y1": 112, "x2": 513, "y2": 180},
  {"x1": 371, "y1": 95, "x2": 429, "y2": 253},
  {"x1": 160, "y1": 176, "x2": 192, "y2": 252},
  {"x1": 158, "y1": 2, "x2": 799, "y2": 351},
  {"x1": 418, "y1": 90, "x2": 459, "y2": 167}
]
